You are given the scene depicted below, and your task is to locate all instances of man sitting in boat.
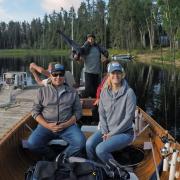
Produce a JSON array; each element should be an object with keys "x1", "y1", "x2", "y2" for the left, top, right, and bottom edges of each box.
[
  {"x1": 29, "y1": 62, "x2": 77, "y2": 88},
  {"x1": 27, "y1": 63, "x2": 86, "y2": 160},
  {"x1": 86, "y1": 61, "x2": 136, "y2": 167}
]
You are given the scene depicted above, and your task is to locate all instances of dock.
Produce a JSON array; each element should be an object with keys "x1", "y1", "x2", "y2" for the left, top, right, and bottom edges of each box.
[{"x1": 0, "y1": 86, "x2": 38, "y2": 141}]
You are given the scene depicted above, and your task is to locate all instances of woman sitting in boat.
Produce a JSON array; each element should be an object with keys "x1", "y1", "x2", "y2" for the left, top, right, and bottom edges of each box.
[
  {"x1": 27, "y1": 63, "x2": 86, "y2": 160},
  {"x1": 86, "y1": 61, "x2": 136, "y2": 167}
]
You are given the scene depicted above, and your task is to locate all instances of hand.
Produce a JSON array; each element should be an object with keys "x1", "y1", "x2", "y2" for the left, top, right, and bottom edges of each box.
[
  {"x1": 73, "y1": 54, "x2": 79, "y2": 61},
  {"x1": 102, "y1": 133, "x2": 111, "y2": 141},
  {"x1": 93, "y1": 99, "x2": 99, "y2": 106},
  {"x1": 73, "y1": 53, "x2": 81, "y2": 62},
  {"x1": 29, "y1": 63, "x2": 35, "y2": 72},
  {"x1": 46, "y1": 122, "x2": 64, "y2": 133},
  {"x1": 101, "y1": 57, "x2": 109, "y2": 63}
]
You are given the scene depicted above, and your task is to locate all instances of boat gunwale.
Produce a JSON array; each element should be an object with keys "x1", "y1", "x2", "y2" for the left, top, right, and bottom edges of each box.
[{"x1": 0, "y1": 112, "x2": 32, "y2": 146}]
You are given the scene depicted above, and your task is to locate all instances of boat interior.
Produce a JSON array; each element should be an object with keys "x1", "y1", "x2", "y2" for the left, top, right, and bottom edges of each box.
[{"x1": 0, "y1": 99, "x2": 179, "y2": 180}]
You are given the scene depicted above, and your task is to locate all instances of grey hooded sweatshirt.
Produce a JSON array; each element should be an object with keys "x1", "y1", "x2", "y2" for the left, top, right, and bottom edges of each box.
[
  {"x1": 99, "y1": 79, "x2": 136, "y2": 136},
  {"x1": 32, "y1": 84, "x2": 82, "y2": 123}
]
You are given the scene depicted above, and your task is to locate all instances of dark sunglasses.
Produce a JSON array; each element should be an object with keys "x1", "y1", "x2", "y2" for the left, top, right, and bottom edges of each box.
[{"x1": 51, "y1": 72, "x2": 64, "y2": 77}]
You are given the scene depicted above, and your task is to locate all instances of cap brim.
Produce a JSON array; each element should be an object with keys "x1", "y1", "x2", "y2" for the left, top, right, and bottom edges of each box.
[
  {"x1": 109, "y1": 68, "x2": 122, "y2": 73},
  {"x1": 51, "y1": 69, "x2": 64, "y2": 74}
]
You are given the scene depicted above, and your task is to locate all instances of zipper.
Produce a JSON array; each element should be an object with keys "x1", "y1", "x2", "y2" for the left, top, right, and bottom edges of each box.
[{"x1": 55, "y1": 88, "x2": 60, "y2": 124}]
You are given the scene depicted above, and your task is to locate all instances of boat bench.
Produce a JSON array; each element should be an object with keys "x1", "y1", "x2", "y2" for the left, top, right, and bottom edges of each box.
[{"x1": 22, "y1": 139, "x2": 68, "y2": 149}]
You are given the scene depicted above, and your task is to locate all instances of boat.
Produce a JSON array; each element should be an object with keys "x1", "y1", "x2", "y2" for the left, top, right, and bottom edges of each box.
[
  {"x1": 111, "y1": 54, "x2": 134, "y2": 61},
  {"x1": 2, "y1": 71, "x2": 28, "y2": 90},
  {"x1": 0, "y1": 98, "x2": 179, "y2": 180}
]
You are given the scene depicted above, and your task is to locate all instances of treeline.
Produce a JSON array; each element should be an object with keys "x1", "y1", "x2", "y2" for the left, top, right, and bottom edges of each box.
[{"x1": 0, "y1": 0, "x2": 179, "y2": 50}]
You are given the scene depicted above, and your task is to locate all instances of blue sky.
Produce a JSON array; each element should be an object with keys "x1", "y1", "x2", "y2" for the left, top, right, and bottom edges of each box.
[{"x1": 0, "y1": 0, "x2": 86, "y2": 23}]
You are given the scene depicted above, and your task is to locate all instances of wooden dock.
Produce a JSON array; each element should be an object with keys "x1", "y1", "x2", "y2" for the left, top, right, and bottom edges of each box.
[{"x1": 0, "y1": 86, "x2": 38, "y2": 141}]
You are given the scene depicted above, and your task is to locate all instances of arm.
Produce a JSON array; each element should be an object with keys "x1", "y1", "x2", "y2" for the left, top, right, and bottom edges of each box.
[
  {"x1": 108, "y1": 89, "x2": 136, "y2": 136},
  {"x1": 31, "y1": 88, "x2": 51, "y2": 129},
  {"x1": 72, "y1": 41, "x2": 91, "y2": 62},
  {"x1": 72, "y1": 92, "x2": 82, "y2": 120},
  {"x1": 80, "y1": 41, "x2": 91, "y2": 55},
  {"x1": 94, "y1": 76, "x2": 108, "y2": 106},
  {"x1": 30, "y1": 70, "x2": 45, "y2": 86},
  {"x1": 98, "y1": 93, "x2": 109, "y2": 134},
  {"x1": 35, "y1": 114, "x2": 75, "y2": 133},
  {"x1": 99, "y1": 46, "x2": 109, "y2": 58},
  {"x1": 31, "y1": 88, "x2": 44, "y2": 120},
  {"x1": 30, "y1": 63, "x2": 50, "y2": 77},
  {"x1": 58, "y1": 115, "x2": 77, "y2": 129}
]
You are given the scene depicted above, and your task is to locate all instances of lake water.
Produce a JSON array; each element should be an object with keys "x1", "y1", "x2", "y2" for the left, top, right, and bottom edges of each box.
[{"x1": 0, "y1": 56, "x2": 179, "y2": 141}]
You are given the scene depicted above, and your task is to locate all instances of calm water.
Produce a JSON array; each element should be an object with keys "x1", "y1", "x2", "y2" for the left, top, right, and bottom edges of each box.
[{"x1": 0, "y1": 56, "x2": 179, "y2": 141}]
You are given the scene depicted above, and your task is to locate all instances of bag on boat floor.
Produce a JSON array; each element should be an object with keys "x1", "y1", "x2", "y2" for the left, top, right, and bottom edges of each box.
[
  {"x1": 25, "y1": 161, "x2": 58, "y2": 180},
  {"x1": 66, "y1": 156, "x2": 131, "y2": 180},
  {"x1": 25, "y1": 156, "x2": 132, "y2": 180}
]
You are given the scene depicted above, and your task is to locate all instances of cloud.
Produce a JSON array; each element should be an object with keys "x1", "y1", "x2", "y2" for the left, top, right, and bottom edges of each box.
[
  {"x1": 41, "y1": 0, "x2": 83, "y2": 13},
  {"x1": 0, "y1": 7, "x2": 12, "y2": 22},
  {"x1": 0, "y1": 0, "x2": 45, "y2": 23}
]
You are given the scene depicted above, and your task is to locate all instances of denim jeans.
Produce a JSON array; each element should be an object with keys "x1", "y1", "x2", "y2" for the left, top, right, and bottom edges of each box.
[
  {"x1": 86, "y1": 130, "x2": 134, "y2": 165},
  {"x1": 27, "y1": 124, "x2": 86, "y2": 158}
]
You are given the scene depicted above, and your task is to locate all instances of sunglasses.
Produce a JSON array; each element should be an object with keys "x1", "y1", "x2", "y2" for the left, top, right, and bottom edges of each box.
[{"x1": 51, "y1": 72, "x2": 64, "y2": 77}]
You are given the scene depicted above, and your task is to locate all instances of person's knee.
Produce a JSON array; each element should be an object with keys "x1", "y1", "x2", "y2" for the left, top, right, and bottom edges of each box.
[
  {"x1": 79, "y1": 136, "x2": 86, "y2": 149},
  {"x1": 73, "y1": 135, "x2": 86, "y2": 149},
  {"x1": 27, "y1": 139, "x2": 39, "y2": 151},
  {"x1": 86, "y1": 137, "x2": 94, "y2": 151},
  {"x1": 95, "y1": 144, "x2": 105, "y2": 157}
]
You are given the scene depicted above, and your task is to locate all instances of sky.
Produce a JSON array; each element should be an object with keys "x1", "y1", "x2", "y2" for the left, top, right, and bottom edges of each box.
[{"x1": 0, "y1": 0, "x2": 85, "y2": 23}]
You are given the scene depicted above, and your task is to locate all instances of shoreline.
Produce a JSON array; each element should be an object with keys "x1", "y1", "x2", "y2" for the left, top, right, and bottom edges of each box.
[{"x1": 0, "y1": 48, "x2": 180, "y2": 67}]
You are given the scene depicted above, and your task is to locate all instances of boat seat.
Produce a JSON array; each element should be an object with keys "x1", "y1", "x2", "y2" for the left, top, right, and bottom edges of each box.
[
  {"x1": 81, "y1": 125, "x2": 98, "y2": 138},
  {"x1": 22, "y1": 139, "x2": 68, "y2": 149},
  {"x1": 81, "y1": 125, "x2": 98, "y2": 133}
]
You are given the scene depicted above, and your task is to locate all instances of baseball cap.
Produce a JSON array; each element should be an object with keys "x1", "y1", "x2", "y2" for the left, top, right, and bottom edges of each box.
[
  {"x1": 50, "y1": 64, "x2": 65, "y2": 74},
  {"x1": 107, "y1": 62, "x2": 124, "y2": 73}
]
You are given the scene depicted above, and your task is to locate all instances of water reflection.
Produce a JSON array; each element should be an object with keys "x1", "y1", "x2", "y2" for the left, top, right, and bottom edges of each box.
[
  {"x1": 124, "y1": 62, "x2": 180, "y2": 141},
  {"x1": 0, "y1": 56, "x2": 179, "y2": 141}
]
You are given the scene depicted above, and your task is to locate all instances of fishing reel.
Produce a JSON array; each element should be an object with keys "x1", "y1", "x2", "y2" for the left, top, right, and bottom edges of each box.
[
  {"x1": 160, "y1": 146, "x2": 170, "y2": 157},
  {"x1": 160, "y1": 135, "x2": 174, "y2": 144},
  {"x1": 160, "y1": 134, "x2": 175, "y2": 157}
]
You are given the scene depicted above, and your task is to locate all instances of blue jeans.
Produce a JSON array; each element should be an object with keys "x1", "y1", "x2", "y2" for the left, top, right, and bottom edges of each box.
[
  {"x1": 27, "y1": 124, "x2": 86, "y2": 158},
  {"x1": 86, "y1": 130, "x2": 134, "y2": 165}
]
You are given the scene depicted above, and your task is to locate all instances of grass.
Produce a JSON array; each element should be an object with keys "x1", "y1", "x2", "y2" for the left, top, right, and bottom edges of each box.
[
  {"x1": 0, "y1": 49, "x2": 69, "y2": 57},
  {"x1": 109, "y1": 48, "x2": 180, "y2": 67}
]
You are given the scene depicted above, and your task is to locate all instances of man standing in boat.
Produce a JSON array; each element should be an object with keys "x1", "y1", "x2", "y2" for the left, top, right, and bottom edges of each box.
[
  {"x1": 75, "y1": 34, "x2": 109, "y2": 98},
  {"x1": 86, "y1": 62, "x2": 136, "y2": 167},
  {"x1": 27, "y1": 63, "x2": 86, "y2": 160}
]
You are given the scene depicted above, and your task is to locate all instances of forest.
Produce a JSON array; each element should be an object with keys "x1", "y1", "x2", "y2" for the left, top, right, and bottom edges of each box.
[{"x1": 0, "y1": 0, "x2": 179, "y2": 51}]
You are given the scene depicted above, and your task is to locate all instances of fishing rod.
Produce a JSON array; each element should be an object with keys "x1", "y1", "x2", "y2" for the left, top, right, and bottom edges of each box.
[{"x1": 56, "y1": 29, "x2": 82, "y2": 61}]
